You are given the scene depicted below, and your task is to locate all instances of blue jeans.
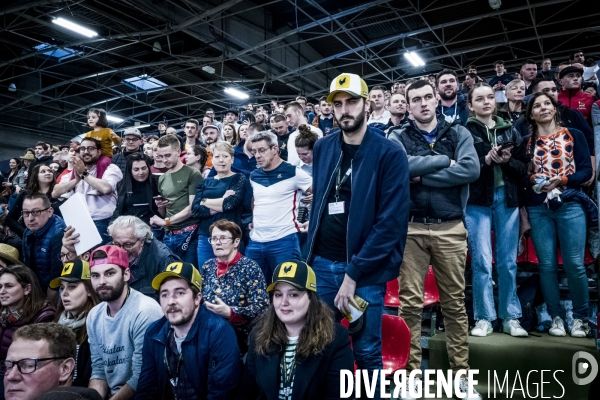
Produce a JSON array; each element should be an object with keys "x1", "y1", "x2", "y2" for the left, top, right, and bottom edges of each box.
[
  {"x1": 245, "y1": 233, "x2": 300, "y2": 281},
  {"x1": 311, "y1": 255, "x2": 385, "y2": 398},
  {"x1": 465, "y1": 187, "x2": 521, "y2": 321},
  {"x1": 94, "y1": 218, "x2": 111, "y2": 245},
  {"x1": 163, "y1": 229, "x2": 199, "y2": 265},
  {"x1": 528, "y1": 202, "x2": 589, "y2": 321},
  {"x1": 197, "y1": 235, "x2": 214, "y2": 266}
]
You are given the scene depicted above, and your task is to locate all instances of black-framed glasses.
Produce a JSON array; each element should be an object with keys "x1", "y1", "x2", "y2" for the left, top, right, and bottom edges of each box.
[
  {"x1": 59, "y1": 252, "x2": 74, "y2": 262},
  {"x1": 123, "y1": 137, "x2": 141, "y2": 142},
  {"x1": 21, "y1": 208, "x2": 50, "y2": 218},
  {"x1": 208, "y1": 236, "x2": 234, "y2": 244},
  {"x1": 79, "y1": 146, "x2": 98, "y2": 153},
  {"x1": 0, "y1": 357, "x2": 69, "y2": 375}
]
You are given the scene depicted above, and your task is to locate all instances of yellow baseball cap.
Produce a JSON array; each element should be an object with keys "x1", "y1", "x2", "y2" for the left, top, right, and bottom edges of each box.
[
  {"x1": 49, "y1": 260, "x2": 91, "y2": 289},
  {"x1": 152, "y1": 261, "x2": 203, "y2": 291},
  {"x1": 267, "y1": 260, "x2": 317, "y2": 292},
  {"x1": 326, "y1": 73, "x2": 369, "y2": 103}
]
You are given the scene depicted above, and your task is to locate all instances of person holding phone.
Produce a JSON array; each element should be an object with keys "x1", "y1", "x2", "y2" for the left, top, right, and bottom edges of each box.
[{"x1": 464, "y1": 83, "x2": 528, "y2": 337}]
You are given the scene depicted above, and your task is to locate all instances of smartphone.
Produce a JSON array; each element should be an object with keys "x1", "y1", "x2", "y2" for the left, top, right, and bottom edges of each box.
[
  {"x1": 153, "y1": 195, "x2": 165, "y2": 201},
  {"x1": 497, "y1": 141, "x2": 515, "y2": 155}
]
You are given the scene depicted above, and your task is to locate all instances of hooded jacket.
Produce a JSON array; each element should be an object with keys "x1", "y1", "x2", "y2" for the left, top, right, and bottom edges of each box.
[
  {"x1": 558, "y1": 88, "x2": 594, "y2": 122},
  {"x1": 307, "y1": 125, "x2": 409, "y2": 287},
  {"x1": 436, "y1": 94, "x2": 470, "y2": 126},
  {"x1": 465, "y1": 116, "x2": 527, "y2": 208}
]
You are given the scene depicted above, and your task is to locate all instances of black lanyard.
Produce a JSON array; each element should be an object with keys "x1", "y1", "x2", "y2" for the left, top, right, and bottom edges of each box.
[
  {"x1": 164, "y1": 330, "x2": 183, "y2": 388},
  {"x1": 335, "y1": 166, "x2": 352, "y2": 202}
]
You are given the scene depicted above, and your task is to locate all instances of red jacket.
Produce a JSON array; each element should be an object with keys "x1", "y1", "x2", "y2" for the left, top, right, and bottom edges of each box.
[{"x1": 558, "y1": 88, "x2": 594, "y2": 122}]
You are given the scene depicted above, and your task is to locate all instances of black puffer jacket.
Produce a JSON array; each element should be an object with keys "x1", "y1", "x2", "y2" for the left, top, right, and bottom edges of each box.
[{"x1": 466, "y1": 116, "x2": 527, "y2": 208}]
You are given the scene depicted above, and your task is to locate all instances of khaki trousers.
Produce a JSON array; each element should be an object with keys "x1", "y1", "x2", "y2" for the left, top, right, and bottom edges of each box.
[{"x1": 399, "y1": 220, "x2": 470, "y2": 373}]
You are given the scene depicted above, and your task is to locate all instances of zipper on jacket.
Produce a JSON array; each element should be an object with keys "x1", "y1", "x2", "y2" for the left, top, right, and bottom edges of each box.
[
  {"x1": 307, "y1": 151, "x2": 344, "y2": 261},
  {"x1": 346, "y1": 159, "x2": 353, "y2": 265}
]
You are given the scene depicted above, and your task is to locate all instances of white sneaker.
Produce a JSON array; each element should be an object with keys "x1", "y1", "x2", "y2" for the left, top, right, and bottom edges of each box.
[
  {"x1": 455, "y1": 377, "x2": 483, "y2": 400},
  {"x1": 398, "y1": 377, "x2": 422, "y2": 400},
  {"x1": 570, "y1": 319, "x2": 589, "y2": 338},
  {"x1": 549, "y1": 316, "x2": 566, "y2": 337},
  {"x1": 470, "y1": 320, "x2": 492, "y2": 337},
  {"x1": 502, "y1": 319, "x2": 528, "y2": 337}
]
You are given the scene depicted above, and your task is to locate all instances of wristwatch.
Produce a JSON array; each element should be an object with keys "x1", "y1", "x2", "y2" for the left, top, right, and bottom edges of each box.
[
  {"x1": 80, "y1": 171, "x2": 89, "y2": 179},
  {"x1": 165, "y1": 217, "x2": 171, "y2": 227}
]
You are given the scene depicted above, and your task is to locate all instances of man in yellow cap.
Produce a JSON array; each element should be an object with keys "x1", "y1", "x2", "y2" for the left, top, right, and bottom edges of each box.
[
  {"x1": 306, "y1": 72, "x2": 410, "y2": 399},
  {"x1": 135, "y1": 261, "x2": 240, "y2": 399}
]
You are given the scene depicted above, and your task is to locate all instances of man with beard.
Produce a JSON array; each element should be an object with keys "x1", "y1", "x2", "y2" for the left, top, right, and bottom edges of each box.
[
  {"x1": 86, "y1": 245, "x2": 162, "y2": 400},
  {"x1": 200, "y1": 124, "x2": 220, "y2": 176},
  {"x1": 307, "y1": 73, "x2": 409, "y2": 399},
  {"x1": 135, "y1": 262, "x2": 240, "y2": 399},
  {"x1": 182, "y1": 119, "x2": 202, "y2": 151},
  {"x1": 52, "y1": 138, "x2": 123, "y2": 244},
  {"x1": 270, "y1": 114, "x2": 290, "y2": 161},
  {"x1": 150, "y1": 135, "x2": 203, "y2": 264},
  {"x1": 435, "y1": 69, "x2": 469, "y2": 126},
  {"x1": 388, "y1": 79, "x2": 480, "y2": 399},
  {"x1": 384, "y1": 93, "x2": 408, "y2": 134},
  {"x1": 224, "y1": 109, "x2": 240, "y2": 131},
  {"x1": 111, "y1": 127, "x2": 149, "y2": 174}
]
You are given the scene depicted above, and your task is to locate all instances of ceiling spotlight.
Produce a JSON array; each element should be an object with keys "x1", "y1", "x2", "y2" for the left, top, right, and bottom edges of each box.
[
  {"x1": 134, "y1": 123, "x2": 151, "y2": 128},
  {"x1": 52, "y1": 17, "x2": 98, "y2": 38},
  {"x1": 489, "y1": 0, "x2": 502, "y2": 10},
  {"x1": 8, "y1": 83, "x2": 16, "y2": 92},
  {"x1": 202, "y1": 66, "x2": 216, "y2": 74},
  {"x1": 224, "y1": 87, "x2": 249, "y2": 100},
  {"x1": 153, "y1": 41, "x2": 162, "y2": 52},
  {"x1": 404, "y1": 51, "x2": 426, "y2": 67},
  {"x1": 107, "y1": 115, "x2": 124, "y2": 123}
]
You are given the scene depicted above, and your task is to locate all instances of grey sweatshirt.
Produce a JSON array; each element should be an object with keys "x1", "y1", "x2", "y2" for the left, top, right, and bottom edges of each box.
[{"x1": 87, "y1": 288, "x2": 163, "y2": 395}]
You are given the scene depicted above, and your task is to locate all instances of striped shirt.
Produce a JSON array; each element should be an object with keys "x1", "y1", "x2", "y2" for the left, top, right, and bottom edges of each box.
[{"x1": 279, "y1": 336, "x2": 298, "y2": 400}]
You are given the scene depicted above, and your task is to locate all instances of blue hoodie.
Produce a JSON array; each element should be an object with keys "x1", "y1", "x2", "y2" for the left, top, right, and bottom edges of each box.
[
  {"x1": 436, "y1": 94, "x2": 470, "y2": 126},
  {"x1": 306, "y1": 125, "x2": 410, "y2": 287}
]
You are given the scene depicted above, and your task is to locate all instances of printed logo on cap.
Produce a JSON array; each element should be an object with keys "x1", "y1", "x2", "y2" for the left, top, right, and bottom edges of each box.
[
  {"x1": 336, "y1": 75, "x2": 351, "y2": 89},
  {"x1": 167, "y1": 262, "x2": 183, "y2": 273},
  {"x1": 278, "y1": 262, "x2": 297, "y2": 278},
  {"x1": 62, "y1": 263, "x2": 74, "y2": 276}
]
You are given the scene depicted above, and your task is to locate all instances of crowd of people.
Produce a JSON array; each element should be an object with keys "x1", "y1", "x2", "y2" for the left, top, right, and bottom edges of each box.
[{"x1": 0, "y1": 48, "x2": 598, "y2": 400}]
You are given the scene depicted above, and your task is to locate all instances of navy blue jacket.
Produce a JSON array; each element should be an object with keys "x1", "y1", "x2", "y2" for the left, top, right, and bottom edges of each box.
[
  {"x1": 135, "y1": 305, "x2": 240, "y2": 400},
  {"x1": 23, "y1": 214, "x2": 66, "y2": 290},
  {"x1": 307, "y1": 125, "x2": 409, "y2": 286},
  {"x1": 436, "y1": 95, "x2": 470, "y2": 126}
]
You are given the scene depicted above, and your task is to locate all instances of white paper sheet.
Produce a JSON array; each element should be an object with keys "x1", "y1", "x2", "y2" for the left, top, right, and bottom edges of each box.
[{"x1": 59, "y1": 192, "x2": 102, "y2": 255}]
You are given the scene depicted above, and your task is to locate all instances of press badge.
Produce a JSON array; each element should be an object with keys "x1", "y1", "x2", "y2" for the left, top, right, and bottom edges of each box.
[{"x1": 328, "y1": 201, "x2": 345, "y2": 214}]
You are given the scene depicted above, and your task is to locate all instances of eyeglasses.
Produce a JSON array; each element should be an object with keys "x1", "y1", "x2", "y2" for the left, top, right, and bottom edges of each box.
[
  {"x1": 79, "y1": 146, "x2": 97, "y2": 153},
  {"x1": 250, "y1": 146, "x2": 273, "y2": 156},
  {"x1": 208, "y1": 236, "x2": 234, "y2": 244},
  {"x1": 59, "y1": 253, "x2": 72, "y2": 261},
  {"x1": 541, "y1": 87, "x2": 558, "y2": 93},
  {"x1": 21, "y1": 208, "x2": 50, "y2": 218},
  {"x1": 112, "y1": 239, "x2": 141, "y2": 250},
  {"x1": 123, "y1": 137, "x2": 140, "y2": 142},
  {"x1": 0, "y1": 357, "x2": 68, "y2": 375}
]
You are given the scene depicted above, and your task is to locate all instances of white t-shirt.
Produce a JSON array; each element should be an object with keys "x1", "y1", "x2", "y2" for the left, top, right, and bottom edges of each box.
[
  {"x1": 286, "y1": 125, "x2": 322, "y2": 167},
  {"x1": 250, "y1": 162, "x2": 312, "y2": 242},
  {"x1": 74, "y1": 164, "x2": 123, "y2": 220},
  {"x1": 368, "y1": 110, "x2": 391, "y2": 125}
]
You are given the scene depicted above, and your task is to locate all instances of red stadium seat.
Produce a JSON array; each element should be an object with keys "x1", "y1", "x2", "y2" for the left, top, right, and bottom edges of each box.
[
  {"x1": 384, "y1": 278, "x2": 400, "y2": 308},
  {"x1": 381, "y1": 314, "x2": 410, "y2": 373},
  {"x1": 423, "y1": 265, "x2": 440, "y2": 307}
]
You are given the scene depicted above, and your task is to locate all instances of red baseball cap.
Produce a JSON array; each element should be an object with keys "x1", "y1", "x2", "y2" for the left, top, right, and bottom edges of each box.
[{"x1": 89, "y1": 245, "x2": 129, "y2": 269}]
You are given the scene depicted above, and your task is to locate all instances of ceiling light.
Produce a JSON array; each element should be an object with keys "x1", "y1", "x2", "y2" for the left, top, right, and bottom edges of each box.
[
  {"x1": 134, "y1": 124, "x2": 151, "y2": 129},
  {"x1": 224, "y1": 87, "x2": 249, "y2": 100},
  {"x1": 8, "y1": 83, "x2": 16, "y2": 92},
  {"x1": 404, "y1": 51, "x2": 425, "y2": 67},
  {"x1": 52, "y1": 17, "x2": 98, "y2": 38},
  {"x1": 107, "y1": 115, "x2": 124, "y2": 123},
  {"x1": 153, "y1": 41, "x2": 162, "y2": 52},
  {"x1": 202, "y1": 66, "x2": 216, "y2": 74},
  {"x1": 489, "y1": 0, "x2": 502, "y2": 10}
]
